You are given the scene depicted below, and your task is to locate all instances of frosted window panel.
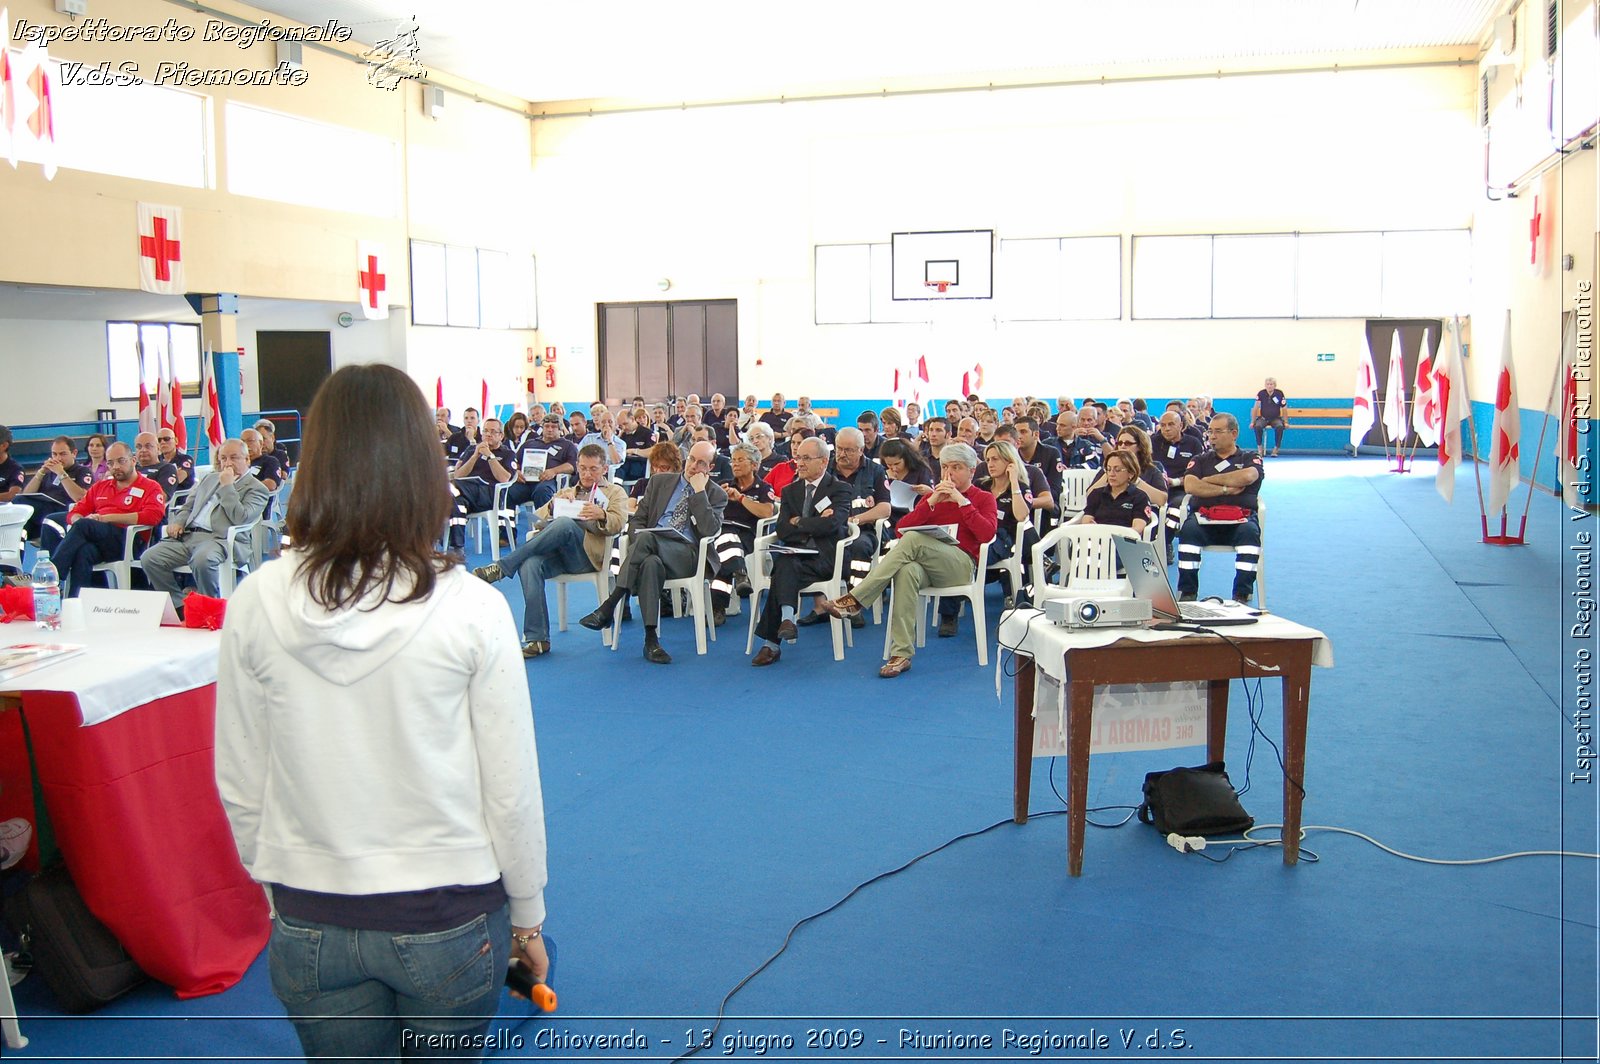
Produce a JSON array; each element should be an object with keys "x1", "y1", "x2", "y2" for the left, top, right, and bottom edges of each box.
[
  {"x1": 445, "y1": 245, "x2": 480, "y2": 328},
  {"x1": 106, "y1": 323, "x2": 141, "y2": 400},
  {"x1": 815, "y1": 245, "x2": 871, "y2": 324},
  {"x1": 55, "y1": 76, "x2": 208, "y2": 187},
  {"x1": 1212, "y1": 235, "x2": 1296, "y2": 318},
  {"x1": 1132, "y1": 236, "x2": 1212, "y2": 319},
  {"x1": 410, "y1": 241, "x2": 447, "y2": 326},
  {"x1": 1297, "y1": 233, "x2": 1382, "y2": 318},
  {"x1": 1382, "y1": 231, "x2": 1472, "y2": 317},
  {"x1": 998, "y1": 239, "x2": 1061, "y2": 321},
  {"x1": 139, "y1": 325, "x2": 171, "y2": 393},
  {"x1": 870, "y1": 244, "x2": 929, "y2": 324},
  {"x1": 478, "y1": 250, "x2": 510, "y2": 330},
  {"x1": 512, "y1": 256, "x2": 539, "y2": 330},
  {"x1": 169, "y1": 324, "x2": 201, "y2": 388},
  {"x1": 227, "y1": 102, "x2": 399, "y2": 217},
  {"x1": 1557, "y1": 7, "x2": 1599, "y2": 142},
  {"x1": 1060, "y1": 236, "x2": 1122, "y2": 320}
]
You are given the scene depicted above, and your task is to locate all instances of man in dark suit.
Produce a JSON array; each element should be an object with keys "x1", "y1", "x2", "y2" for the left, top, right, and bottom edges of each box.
[
  {"x1": 580, "y1": 440, "x2": 726, "y2": 663},
  {"x1": 750, "y1": 437, "x2": 856, "y2": 667},
  {"x1": 140, "y1": 438, "x2": 271, "y2": 609}
]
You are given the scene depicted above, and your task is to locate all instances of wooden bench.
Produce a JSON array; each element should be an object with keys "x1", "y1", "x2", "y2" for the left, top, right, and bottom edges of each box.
[{"x1": 1280, "y1": 406, "x2": 1352, "y2": 432}]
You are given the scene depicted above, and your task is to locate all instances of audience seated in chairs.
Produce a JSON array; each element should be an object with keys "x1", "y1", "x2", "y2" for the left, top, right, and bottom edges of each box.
[
  {"x1": 448, "y1": 416, "x2": 517, "y2": 550},
  {"x1": 1080, "y1": 451, "x2": 1154, "y2": 534},
  {"x1": 1176, "y1": 412, "x2": 1263, "y2": 604},
  {"x1": 14, "y1": 434, "x2": 92, "y2": 541},
  {"x1": 1153, "y1": 411, "x2": 1205, "y2": 558},
  {"x1": 239, "y1": 428, "x2": 282, "y2": 493},
  {"x1": 1252, "y1": 377, "x2": 1289, "y2": 456},
  {"x1": 917, "y1": 416, "x2": 949, "y2": 464},
  {"x1": 788, "y1": 427, "x2": 889, "y2": 629},
  {"x1": 40, "y1": 442, "x2": 167, "y2": 597},
  {"x1": 1089, "y1": 424, "x2": 1167, "y2": 510},
  {"x1": 510, "y1": 414, "x2": 579, "y2": 513},
  {"x1": 140, "y1": 438, "x2": 271, "y2": 611},
  {"x1": 879, "y1": 438, "x2": 935, "y2": 532},
  {"x1": 472, "y1": 443, "x2": 628, "y2": 658},
  {"x1": 252, "y1": 419, "x2": 292, "y2": 471},
  {"x1": 157, "y1": 427, "x2": 196, "y2": 490},
  {"x1": 971, "y1": 440, "x2": 1048, "y2": 611},
  {"x1": 708, "y1": 441, "x2": 776, "y2": 626},
  {"x1": 84, "y1": 432, "x2": 112, "y2": 483},
  {"x1": 444, "y1": 407, "x2": 482, "y2": 463},
  {"x1": 821, "y1": 442, "x2": 997, "y2": 679},
  {"x1": 0, "y1": 425, "x2": 25, "y2": 504},
  {"x1": 579, "y1": 441, "x2": 726, "y2": 665}
]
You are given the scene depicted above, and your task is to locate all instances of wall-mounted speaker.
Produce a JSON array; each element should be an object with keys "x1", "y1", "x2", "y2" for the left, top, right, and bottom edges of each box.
[
  {"x1": 276, "y1": 41, "x2": 303, "y2": 71},
  {"x1": 426, "y1": 86, "x2": 445, "y2": 120}
]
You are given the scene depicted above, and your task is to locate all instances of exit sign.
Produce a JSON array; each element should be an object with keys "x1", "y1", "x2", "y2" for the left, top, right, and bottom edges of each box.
[{"x1": 1316, "y1": 352, "x2": 1336, "y2": 362}]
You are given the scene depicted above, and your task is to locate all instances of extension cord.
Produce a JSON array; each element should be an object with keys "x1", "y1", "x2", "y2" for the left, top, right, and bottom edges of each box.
[{"x1": 1166, "y1": 832, "x2": 1207, "y2": 853}]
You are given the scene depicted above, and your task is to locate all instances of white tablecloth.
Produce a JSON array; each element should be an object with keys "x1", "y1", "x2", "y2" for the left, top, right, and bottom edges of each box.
[
  {"x1": 0, "y1": 625, "x2": 220, "y2": 726},
  {"x1": 998, "y1": 606, "x2": 1335, "y2": 679}
]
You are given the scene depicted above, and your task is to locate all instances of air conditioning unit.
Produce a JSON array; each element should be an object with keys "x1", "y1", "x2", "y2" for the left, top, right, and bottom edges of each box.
[
  {"x1": 1543, "y1": 0, "x2": 1559, "y2": 61},
  {"x1": 1478, "y1": 71, "x2": 1490, "y2": 127}
]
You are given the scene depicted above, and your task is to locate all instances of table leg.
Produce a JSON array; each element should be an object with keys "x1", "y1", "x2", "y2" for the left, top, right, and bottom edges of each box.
[
  {"x1": 1281, "y1": 663, "x2": 1311, "y2": 865},
  {"x1": 1065, "y1": 675, "x2": 1095, "y2": 877},
  {"x1": 1206, "y1": 678, "x2": 1230, "y2": 763},
  {"x1": 1014, "y1": 655, "x2": 1036, "y2": 824}
]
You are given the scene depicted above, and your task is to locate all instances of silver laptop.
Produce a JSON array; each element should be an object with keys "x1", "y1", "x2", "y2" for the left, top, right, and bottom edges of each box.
[{"x1": 1113, "y1": 538, "x2": 1262, "y2": 627}]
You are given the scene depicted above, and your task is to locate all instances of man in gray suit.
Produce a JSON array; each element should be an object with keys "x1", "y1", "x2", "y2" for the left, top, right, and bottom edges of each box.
[
  {"x1": 140, "y1": 438, "x2": 270, "y2": 609},
  {"x1": 580, "y1": 440, "x2": 725, "y2": 664}
]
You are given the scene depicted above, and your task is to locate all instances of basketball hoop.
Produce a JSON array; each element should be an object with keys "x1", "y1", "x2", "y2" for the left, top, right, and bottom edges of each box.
[{"x1": 925, "y1": 280, "x2": 951, "y2": 294}]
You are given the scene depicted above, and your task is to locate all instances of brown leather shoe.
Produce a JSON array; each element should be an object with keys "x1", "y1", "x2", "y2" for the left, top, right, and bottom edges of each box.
[
  {"x1": 823, "y1": 593, "x2": 863, "y2": 619},
  {"x1": 521, "y1": 640, "x2": 551, "y2": 658},
  {"x1": 777, "y1": 619, "x2": 798, "y2": 642},
  {"x1": 879, "y1": 655, "x2": 913, "y2": 678},
  {"x1": 751, "y1": 646, "x2": 781, "y2": 667}
]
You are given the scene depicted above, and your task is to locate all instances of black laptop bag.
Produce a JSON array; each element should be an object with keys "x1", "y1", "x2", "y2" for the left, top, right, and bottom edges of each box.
[{"x1": 7, "y1": 862, "x2": 148, "y2": 1012}]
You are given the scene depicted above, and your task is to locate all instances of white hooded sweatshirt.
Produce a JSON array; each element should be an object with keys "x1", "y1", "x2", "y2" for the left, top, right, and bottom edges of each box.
[{"x1": 215, "y1": 552, "x2": 547, "y2": 928}]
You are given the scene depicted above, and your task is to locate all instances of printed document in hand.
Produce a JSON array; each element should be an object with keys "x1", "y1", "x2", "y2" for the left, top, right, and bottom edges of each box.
[
  {"x1": 887, "y1": 479, "x2": 920, "y2": 510},
  {"x1": 521, "y1": 450, "x2": 549, "y2": 476},
  {"x1": 899, "y1": 523, "x2": 959, "y2": 545},
  {"x1": 641, "y1": 525, "x2": 692, "y2": 542},
  {"x1": 551, "y1": 497, "x2": 586, "y2": 520}
]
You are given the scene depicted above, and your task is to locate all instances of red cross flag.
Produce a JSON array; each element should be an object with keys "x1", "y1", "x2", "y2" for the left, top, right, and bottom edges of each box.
[
  {"x1": 1434, "y1": 318, "x2": 1467, "y2": 503},
  {"x1": 21, "y1": 40, "x2": 53, "y2": 180},
  {"x1": 137, "y1": 342, "x2": 158, "y2": 436},
  {"x1": 1487, "y1": 309, "x2": 1521, "y2": 515},
  {"x1": 1350, "y1": 337, "x2": 1377, "y2": 448},
  {"x1": 357, "y1": 240, "x2": 389, "y2": 320},
  {"x1": 1555, "y1": 315, "x2": 1582, "y2": 506},
  {"x1": 1, "y1": 9, "x2": 16, "y2": 168},
  {"x1": 201, "y1": 349, "x2": 224, "y2": 451},
  {"x1": 137, "y1": 203, "x2": 185, "y2": 294},
  {"x1": 961, "y1": 362, "x2": 984, "y2": 398},
  {"x1": 1411, "y1": 328, "x2": 1439, "y2": 448},
  {"x1": 1381, "y1": 331, "x2": 1407, "y2": 444}
]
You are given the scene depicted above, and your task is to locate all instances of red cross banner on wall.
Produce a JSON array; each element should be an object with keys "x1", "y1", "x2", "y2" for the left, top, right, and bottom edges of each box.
[
  {"x1": 357, "y1": 240, "x2": 389, "y2": 320},
  {"x1": 137, "y1": 202, "x2": 185, "y2": 294}
]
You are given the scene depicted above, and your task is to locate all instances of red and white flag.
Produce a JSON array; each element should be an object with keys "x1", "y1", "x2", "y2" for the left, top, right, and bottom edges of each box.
[
  {"x1": 435, "y1": 376, "x2": 444, "y2": 410},
  {"x1": 200, "y1": 349, "x2": 224, "y2": 451},
  {"x1": 1, "y1": 9, "x2": 16, "y2": 168},
  {"x1": 357, "y1": 240, "x2": 389, "y2": 320},
  {"x1": 1555, "y1": 315, "x2": 1582, "y2": 505},
  {"x1": 137, "y1": 203, "x2": 185, "y2": 294},
  {"x1": 1434, "y1": 318, "x2": 1468, "y2": 503},
  {"x1": 18, "y1": 39, "x2": 53, "y2": 179},
  {"x1": 481, "y1": 379, "x2": 491, "y2": 423},
  {"x1": 1412, "y1": 328, "x2": 1439, "y2": 447},
  {"x1": 1487, "y1": 309, "x2": 1521, "y2": 514},
  {"x1": 137, "y1": 341, "x2": 158, "y2": 436},
  {"x1": 1382, "y1": 331, "x2": 1407, "y2": 443},
  {"x1": 893, "y1": 356, "x2": 930, "y2": 408},
  {"x1": 960, "y1": 362, "x2": 984, "y2": 398},
  {"x1": 1350, "y1": 336, "x2": 1377, "y2": 448},
  {"x1": 169, "y1": 369, "x2": 187, "y2": 452},
  {"x1": 155, "y1": 345, "x2": 173, "y2": 441}
]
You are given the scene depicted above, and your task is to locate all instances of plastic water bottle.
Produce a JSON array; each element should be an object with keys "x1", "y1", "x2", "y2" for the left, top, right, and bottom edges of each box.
[{"x1": 32, "y1": 551, "x2": 61, "y2": 631}]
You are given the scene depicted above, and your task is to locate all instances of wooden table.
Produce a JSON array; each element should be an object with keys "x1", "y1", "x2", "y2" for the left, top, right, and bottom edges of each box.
[{"x1": 1001, "y1": 613, "x2": 1327, "y2": 876}]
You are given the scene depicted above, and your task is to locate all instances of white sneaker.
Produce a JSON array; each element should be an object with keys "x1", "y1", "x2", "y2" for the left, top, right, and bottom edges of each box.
[{"x1": 0, "y1": 817, "x2": 32, "y2": 871}]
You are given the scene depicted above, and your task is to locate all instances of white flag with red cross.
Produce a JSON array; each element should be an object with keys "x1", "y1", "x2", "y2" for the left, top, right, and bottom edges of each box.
[
  {"x1": 137, "y1": 342, "x2": 158, "y2": 436},
  {"x1": 1350, "y1": 337, "x2": 1377, "y2": 448},
  {"x1": 357, "y1": 240, "x2": 389, "y2": 320},
  {"x1": 1487, "y1": 310, "x2": 1521, "y2": 515},
  {"x1": 1, "y1": 9, "x2": 15, "y2": 168},
  {"x1": 15, "y1": 38, "x2": 54, "y2": 179},
  {"x1": 1434, "y1": 318, "x2": 1468, "y2": 503},
  {"x1": 1382, "y1": 331, "x2": 1407, "y2": 444},
  {"x1": 201, "y1": 349, "x2": 224, "y2": 451},
  {"x1": 960, "y1": 362, "x2": 984, "y2": 398},
  {"x1": 1411, "y1": 329, "x2": 1439, "y2": 448},
  {"x1": 137, "y1": 203, "x2": 185, "y2": 294}
]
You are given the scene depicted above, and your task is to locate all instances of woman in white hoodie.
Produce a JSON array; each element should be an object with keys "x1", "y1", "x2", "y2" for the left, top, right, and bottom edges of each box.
[{"x1": 216, "y1": 364, "x2": 548, "y2": 1061}]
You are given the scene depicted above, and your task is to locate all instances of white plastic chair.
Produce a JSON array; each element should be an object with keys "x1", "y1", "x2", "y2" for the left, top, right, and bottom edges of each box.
[
  {"x1": 1175, "y1": 497, "x2": 1268, "y2": 607},
  {"x1": 0, "y1": 946, "x2": 25, "y2": 1049},
  {"x1": 90, "y1": 524, "x2": 157, "y2": 591},
  {"x1": 0, "y1": 502, "x2": 32, "y2": 574},
  {"x1": 551, "y1": 532, "x2": 618, "y2": 647},
  {"x1": 744, "y1": 525, "x2": 859, "y2": 661},
  {"x1": 1057, "y1": 469, "x2": 1096, "y2": 520},
  {"x1": 1030, "y1": 523, "x2": 1141, "y2": 604},
  {"x1": 467, "y1": 480, "x2": 516, "y2": 560},
  {"x1": 609, "y1": 533, "x2": 717, "y2": 655},
  {"x1": 173, "y1": 518, "x2": 261, "y2": 598},
  {"x1": 882, "y1": 535, "x2": 995, "y2": 666}
]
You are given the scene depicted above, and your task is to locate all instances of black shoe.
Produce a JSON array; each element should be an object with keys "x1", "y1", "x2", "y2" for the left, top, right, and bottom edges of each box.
[
  {"x1": 579, "y1": 608, "x2": 612, "y2": 631},
  {"x1": 620, "y1": 600, "x2": 633, "y2": 622},
  {"x1": 850, "y1": 613, "x2": 866, "y2": 630},
  {"x1": 777, "y1": 619, "x2": 798, "y2": 643},
  {"x1": 1178, "y1": 592, "x2": 1197, "y2": 602},
  {"x1": 473, "y1": 563, "x2": 504, "y2": 584},
  {"x1": 712, "y1": 606, "x2": 726, "y2": 628},
  {"x1": 937, "y1": 615, "x2": 958, "y2": 638},
  {"x1": 1232, "y1": 590, "x2": 1253, "y2": 605},
  {"x1": 644, "y1": 641, "x2": 672, "y2": 665},
  {"x1": 795, "y1": 611, "x2": 829, "y2": 627},
  {"x1": 733, "y1": 573, "x2": 753, "y2": 598}
]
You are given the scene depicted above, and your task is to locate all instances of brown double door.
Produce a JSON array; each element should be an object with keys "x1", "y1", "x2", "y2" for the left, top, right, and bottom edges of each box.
[{"x1": 598, "y1": 300, "x2": 737, "y2": 404}]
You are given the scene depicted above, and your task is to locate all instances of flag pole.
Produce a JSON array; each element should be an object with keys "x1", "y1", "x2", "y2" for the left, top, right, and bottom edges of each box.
[
  {"x1": 1517, "y1": 338, "x2": 1570, "y2": 532},
  {"x1": 1453, "y1": 316, "x2": 1496, "y2": 541}
]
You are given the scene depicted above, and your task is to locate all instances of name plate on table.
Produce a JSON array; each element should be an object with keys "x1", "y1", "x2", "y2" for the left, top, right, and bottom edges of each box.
[
  {"x1": 1032, "y1": 673, "x2": 1206, "y2": 755},
  {"x1": 78, "y1": 588, "x2": 181, "y2": 631}
]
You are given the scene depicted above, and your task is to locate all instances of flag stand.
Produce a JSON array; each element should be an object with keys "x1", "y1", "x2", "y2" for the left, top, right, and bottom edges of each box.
[{"x1": 1482, "y1": 510, "x2": 1527, "y2": 545}]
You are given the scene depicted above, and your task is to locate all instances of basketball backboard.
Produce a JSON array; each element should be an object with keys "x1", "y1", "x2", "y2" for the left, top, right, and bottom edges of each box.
[{"x1": 891, "y1": 230, "x2": 994, "y2": 300}]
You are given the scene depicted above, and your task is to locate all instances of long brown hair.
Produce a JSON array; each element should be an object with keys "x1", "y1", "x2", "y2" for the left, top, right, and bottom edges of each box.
[{"x1": 286, "y1": 364, "x2": 454, "y2": 610}]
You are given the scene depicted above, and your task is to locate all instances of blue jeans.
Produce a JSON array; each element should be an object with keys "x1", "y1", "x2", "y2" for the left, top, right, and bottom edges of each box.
[
  {"x1": 268, "y1": 905, "x2": 511, "y2": 1063},
  {"x1": 499, "y1": 517, "x2": 595, "y2": 643}
]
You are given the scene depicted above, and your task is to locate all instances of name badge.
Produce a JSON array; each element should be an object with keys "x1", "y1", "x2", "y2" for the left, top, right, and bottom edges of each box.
[
  {"x1": 130, "y1": 486, "x2": 145, "y2": 497},
  {"x1": 1167, "y1": 445, "x2": 1178, "y2": 459},
  {"x1": 1215, "y1": 459, "x2": 1231, "y2": 471}
]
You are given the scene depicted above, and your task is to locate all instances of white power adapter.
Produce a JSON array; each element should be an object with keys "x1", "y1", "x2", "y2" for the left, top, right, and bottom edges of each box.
[{"x1": 1166, "y1": 832, "x2": 1208, "y2": 853}]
